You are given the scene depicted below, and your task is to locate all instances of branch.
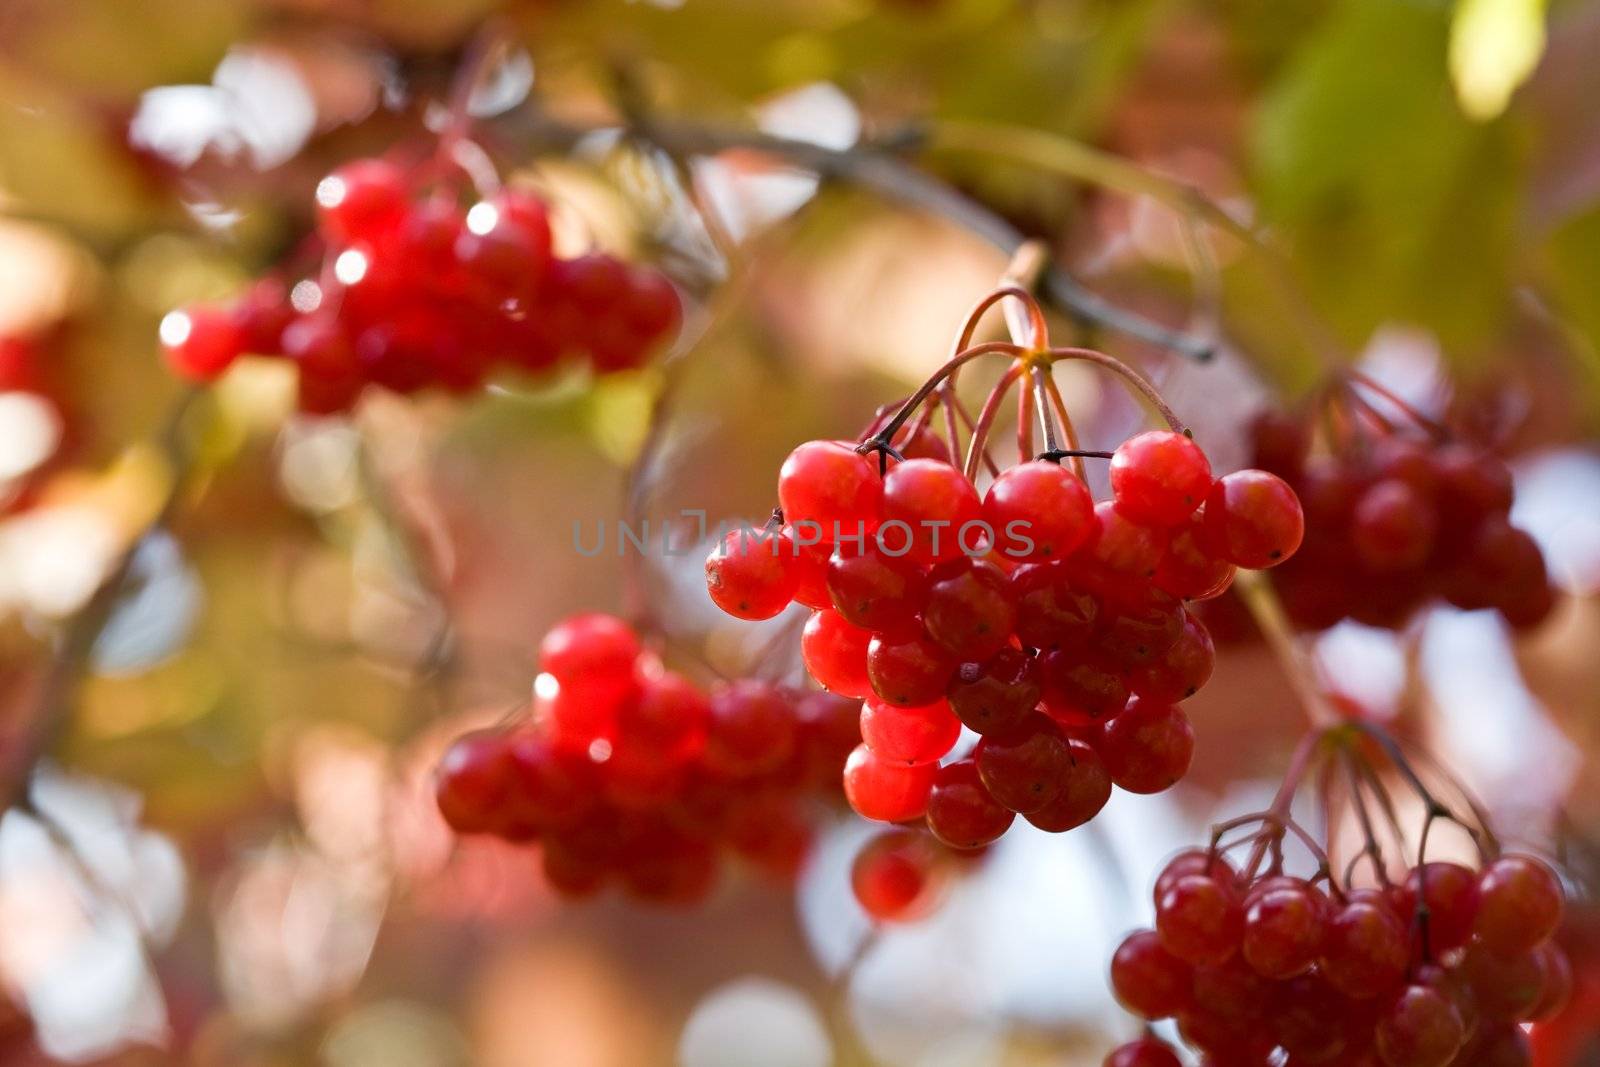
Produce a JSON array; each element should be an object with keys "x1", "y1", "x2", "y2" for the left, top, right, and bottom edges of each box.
[{"x1": 491, "y1": 109, "x2": 1215, "y2": 361}]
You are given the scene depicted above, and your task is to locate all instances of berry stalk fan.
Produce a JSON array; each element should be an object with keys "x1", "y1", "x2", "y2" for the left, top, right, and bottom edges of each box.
[
  {"x1": 1109, "y1": 722, "x2": 1570, "y2": 1066},
  {"x1": 703, "y1": 275, "x2": 1305, "y2": 863}
]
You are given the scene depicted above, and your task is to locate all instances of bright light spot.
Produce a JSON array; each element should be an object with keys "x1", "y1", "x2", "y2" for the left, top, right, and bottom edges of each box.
[
  {"x1": 129, "y1": 48, "x2": 315, "y2": 170},
  {"x1": 587, "y1": 739, "x2": 613, "y2": 763},
  {"x1": 465, "y1": 48, "x2": 535, "y2": 118},
  {"x1": 334, "y1": 249, "x2": 369, "y2": 285},
  {"x1": 1512, "y1": 448, "x2": 1600, "y2": 594},
  {"x1": 0, "y1": 506, "x2": 121, "y2": 616},
  {"x1": 679, "y1": 977, "x2": 831, "y2": 1067},
  {"x1": 158, "y1": 310, "x2": 192, "y2": 347},
  {"x1": 465, "y1": 202, "x2": 499, "y2": 236},
  {"x1": 279, "y1": 422, "x2": 360, "y2": 513},
  {"x1": 1450, "y1": 0, "x2": 1549, "y2": 121},
  {"x1": 1314, "y1": 622, "x2": 1405, "y2": 721},
  {"x1": 0, "y1": 393, "x2": 62, "y2": 479},
  {"x1": 316, "y1": 175, "x2": 348, "y2": 211},
  {"x1": 290, "y1": 280, "x2": 323, "y2": 313},
  {"x1": 757, "y1": 82, "x2": 860, "y2": 152},
  {"x1": 532, "y1": 673, "x2": 560, "y2": 702}
]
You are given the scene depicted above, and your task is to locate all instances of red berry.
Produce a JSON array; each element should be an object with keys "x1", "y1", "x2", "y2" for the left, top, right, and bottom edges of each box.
[
  {"x1": 925, "y1": 759, "x2": 1014, "y2": 848},
  {"x1": 880, "y1": 458, "x2": 983, "y2": 564},
  {"x1": 778, "y1": 440, "x2": 883, "y2": 538},
  {"x1": 1242, "y1": 882, "x2": 1325, "y2": 979},
  {"x1": 983, "y1": 460, "x2": 1094, "y2": 562},
  {"x1": 825, "y1": 542, "x2": 926, "y2": 635},
  {"x1": 945, "y1": 647, "x2": 1040, "y2": 736},
  {"x1": 539, "y1": 613, "x2": 641, "y2": 686},
  {"x1": 160, "y1": 305, "x2": 245, "y2": 381},
  {"x1": 866, "y1": 633, "x2": 956, "y2": 707},
  {"x1": 1110, "y1": 430, "x2": 1213, "y2": 526},
  {"x1": 1351, "y1": 478, "x2": 1436, "y2": 572},
  {"x1": 1093, "y1": 696, "x2": 1194, "y2": 794},
  {"x1": 1156, "y1": 873, "x2": 1243, "y2": 965},
  {"x1": 1153, "y1": 849, "x2": 1236, "y2": 908},
  {"x1": 315, "y1": 158, "x2": 409, "y2": 243},
  {"x1": 1397, "y1": 861, "x2": 1479, "y2": 954},
  {"x1": 705, "y1": 526, "x2": 801, "y2": 620},
  {"x1": 843, "y1": 743, "x2": 936, "y2": 822},
  {"x1": 1375, "y1": 984, "x2": 1466, "y2": 1067},
  {"x1": 1012, "y1": 561, "x2": 1099, "y2": 649},
  {"x1": 974, "y1": 714, "x2": 1073, "y2": 814},
  {"x1": 1321, "y1": 897, "x2": 1409, "y2": 999},
  {"x1": 801, "y1": 609, "x2": 874, "y2": 698},
  {"x1": 1200, "y1": 469, "x2": 1305, "y2": 569},
  {"x1": 1155, "y1": 510, "x2": 1236, "y2": 600},
  {"x1": 703, "y1": 681, "x2": 797, "y2": 777},
  {"x1": 859, "y1": 697, "x2": 961, "y2": 764},
  {"x1": 615, "y1": 671, "x2": 709, "y2": 766},
  {"x1": 921, "y1": 557, "x2": 1016, "y2": 660},
  {"x1": 1111, "y1": 929, "x2": 1193, "y2": 1018},
  {"x1": 1473, "y1": 854, "x2": 1563, "y2": 955},
  {"x1": 1104, "y1": 1037, "x2": 1182, "y2": 1067},
  {"x1": 1081, "y1": 501, "x2": 1170, "y2": 578},
  {"x1": 851, "y1": 829, "x2": 940, "y2": 921},
  {"x1": 1023, "y1": 738, "x2": 1111, "y2": 831},
  {"x1": 1127, "y1": 613, "x2": 1214, "y2": 703},
  {"x1": 436, "y1": 729, "x2": 514, "y2": 834}
]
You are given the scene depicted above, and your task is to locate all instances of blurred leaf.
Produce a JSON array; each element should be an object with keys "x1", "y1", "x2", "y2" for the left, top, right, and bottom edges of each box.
[
  {"x1": 1546, "y1": 205, "x2": 1600, "y2": 411},
  {"x1": 1252, "y1": 0, "x2": 1523, "y2": 353},
  {"x1": 1449, "y1": 0, "x2": 1548, "y2": 121}
]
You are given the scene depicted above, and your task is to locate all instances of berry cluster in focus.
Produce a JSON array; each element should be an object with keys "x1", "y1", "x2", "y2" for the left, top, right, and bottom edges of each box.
[
  {"x1": 161, "y1": 156, "x2": 681, "y2": 412},
  {"x1": 434, "y1": 614, "x2": 856, "y2": 904},
  {"x1": 705, "y1": 420, "x2": 1305, "y2": 852},
  {"x1": 1110, "y1": 849, "x2": 1569, "y2": 1065}
]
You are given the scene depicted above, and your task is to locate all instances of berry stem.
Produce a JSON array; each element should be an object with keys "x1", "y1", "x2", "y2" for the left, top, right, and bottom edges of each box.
[
  {"x1": 1232, "y1": 570, "x2": 1342, "y2": 728},
  {"x1": 1343, "y1": 371, "x2": 1450, "y2": 441},
  {"x1": 964, "y1": 363, "x2": 1025, "y2": 481},
  {"x1": 860, "y1": 340, "x2": 1025, "y2": 457},
  {"x1": 1036, "y1": 366, "x2": 1086, "y2": 479},
  {"x1": 1043, "y1": 346, "x2": 1189, "y2": 436}
]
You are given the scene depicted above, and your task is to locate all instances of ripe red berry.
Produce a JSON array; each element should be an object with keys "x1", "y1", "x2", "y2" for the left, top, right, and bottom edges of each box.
[
  {"x1": 843, "y1": 743, "x2": 936, "y2": 822},
  {"x1": 1473, "y1": 854, "x2": 1563, "y2": 955},
  {"x1": 1397, "y1": 861, "x2": 1479, "y2": 954},
  {"x1": 1023, "y1": 738, "x2": 1111, "y2": 832},
  {"x1": 851, "y1": 829, "x2": 940, "y2": 921},
  {"x1": 703, "y1": 681, "x2": 798, "y2": 777},
  {"x1": 315, "y1": 158, "x2": 409, "y2": 243},
  {"x1": 866, "y1": 633, "x2": 956, "y2": 707},
  {"x1": 801, "y1": 609, "x2": 874, "y2": 698},
  {"x1": 825, "y1": 542, "x2": 927, "y2": 635},
  {"x1": 1110, "y1": 430, "x2": 1213, "y2": 526},
  {"x1": 615, "y1": 671, "x2": 710, "y2": 766},
  {"x1": 945, "y1": 647, "x2": 1040, "y2": 736},
  {"x1": 880, "y1": 458, "x2": 983, "y2": 564},
  {"x1": 1154, "y1": 511, "x2": 1236, "y2": 600},
  {"x1": 1011, "y1": 561, "x2": 1099, "y2": 649},
  {"x1": 160, "y1": 305, "x2": 246, "y2": 381},
  {"x1": 1127, "y1": 613, "x2": 1214, "y2": 703},
  {"x1": 1242, "y1": 882, "x2": 1325, "y2": 979},
  {"x1": 435, "y1": 729, "x2": 514, "y2": 834},
  {"x1": 974, "y1": 714, "x2": 1073, "y2": 814},
  {"x1": 1199, "y1": 469, "x2": 1305, "y2": 569},
  {"x1": 1375, "y1": 984, "x2": 1466, "y2": 1067},
  {"x1": 778, "y1": 440, "x2": 883, "y2": 538},
  {"x1": 539, "y1": 613, "x2": 641, "y2": 687},
  {"x1": 705, "y1": 527, "x2": 801, "y2": 620},
  {"x1": 983, "y1": 460, "x2": 1094, "y2": 562},
  {"x1": 925, "y1": 759, "x2": 1014, "y2": 848},
  {"x1": 1156, "y1": 873, "x2": 1243, "y2": 965},
  {"x1": 1153, "y1": 849, "x2": 1236, "y2": 908},
  {"x1": 1321, "y1": 897, "x2": 1409, "y2": 999},
  {"x1": 1081, "y1": 501, "x2": 1170, "y2": 578},
  {"x1": 921, "y1": 557, "x2": 1016, "y2": 660},
  {"x1": 1093, "y1": 696, "x2": 1194, "y2": 794},
  {"x1": 1111, "y1": 929, "x2": 1193, "y2": 1019},
  {"x1": 859, "y1": 697, "x2": 961, "y2": 764},
  {"x1": 1525, "y1": 941, "x2": 1573, "y2": 1022},
  {"x1": 1352, "y1": 477, "x2": 1437, "y2": 571}
]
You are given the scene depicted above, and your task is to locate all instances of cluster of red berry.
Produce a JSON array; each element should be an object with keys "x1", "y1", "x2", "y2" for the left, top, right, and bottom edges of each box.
[
  {"x1": 1244, "y1": 397, "x2": 1554, "y2": 633},
  {"x1": 1108, "y1": 850, "x2": 1569, "y2": 1066},
  {"x1": 434, "y1": 614, "x2": 857, "y2": 903},
  {"x1": 160, "y1": 157, "x2": 681, "y2": 412},
  {"x1": 704, "y1": 425, "x2": 1305, "y2": 851}
]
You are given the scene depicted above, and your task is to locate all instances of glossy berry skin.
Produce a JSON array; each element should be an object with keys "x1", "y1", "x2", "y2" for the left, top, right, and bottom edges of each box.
[
  {"x1": 859, "y1": 697, "x2": 961, "y2": 765},
  {"x1": 703, "y1": 681, "x2": 797, "y2": 777},
  {"x1": 975, "y1": 715, "x2": 1073, "y2": 814},
  {"x1": 851, "y1": 829, "x2": 939, "y2": 921},
  {"x1": 1111, "y1": 929, "x2": 1193, "y2": 1019},
  {"x1": 1093, "y1": 697, "x2": 1194, "y2": 794},
  {"x1": 705, "y1": 528, "x2": 800, "y2": 620},
  {"x1": 825, "y1": 543, "x2": 926, "y2": 635},
  {"x1": 778, "y1": 440, "x2": 883, "y2": 537},
  {"x1": 1242, "y1": 883, "x2": 1325, "y2": 979},
  {"x1": 1156, "y1": 873, "x2": 1244, "y2": 965},
  {"x1": 1397, "y1": 861, "x2": 1478, "y2": 954},
  {"x1": 1375, "y1": 984, "x2": 1465, "y2": 1067},
  {"x1": 1127, "y1": 613, "x2": 1214, "y2": 703},
  {"x1": 1321, "y1": 897, "x2": 1409, "y2": 999},
  {"x1": 983, "y1": 460, "x2": 1094, "y2": 562},
  {"x1": 1153, "y1": 849, "x2": 1236, "y2": 908},
  {"x1": 1104, "y1": 1037, "x2": 1182, "y2": 1067},
  {"x1": 1110, "y1": 430, "x2": 1213, "y2": 526},
  {"x1": 925, "y1": 759, "x2": 1014, "y2": 849},
  {"x1": 866, "y1": 633, "x2": 956, "y2": 707},
  {"x1": 539, "y1": 613, "x2": 641, "y2": 686},
  {"x1": 1525, "y1": 941, "x2": 1572, "y2": 1021},
  {"x1": 1155, "y1": 512, "x2": 1236, "y2": 600},
  {"x1": 615, "y1": 671, "x2": 709, "y2": 766},
  {"x1": 1022, "y1": 739, "x2": 1111, "y2": 832},
  {"x1": 945, "y1": 647, "x2": 1040, "y2": 736},
  {"x1": 801, "y1": 609, "x2": 873, "y2": 698},
  {"x1": 315, "y1": 158, "x2": 409, "y2": 242},
  {"x1": 1012, "y1": 561, "x2": 1099, "y2": 649},
  {"x1": 1199, "y1": 469, "x2": 1305, "y2": 569},
  {"x1": 843, "y1": 743, "x2": 936, "y2": 822},
  {"x1": 921, "y1": 558, "x2": 1015, "y2": 660},
  {"x1": 160, "y1": 306, "x2": 245, "y2": 382},
  {"x1": 435, "y1": 730, "x2": 513, "y2": 834},
  {"x1": 1473, "y1": 854, "x2": 1563, "y2": 955},
  {"x1": 880, "y1": 458, "x2": 983, "y2": 564},
  {"x1": 1082, "y1": 501, "x2": 1170, "y2": 578}
]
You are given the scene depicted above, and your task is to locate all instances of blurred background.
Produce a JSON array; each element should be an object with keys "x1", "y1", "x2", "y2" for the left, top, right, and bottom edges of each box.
[{"x1": 1, "y1": 0, "x2": 1600, "y2": 1064}]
